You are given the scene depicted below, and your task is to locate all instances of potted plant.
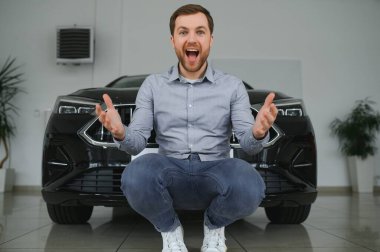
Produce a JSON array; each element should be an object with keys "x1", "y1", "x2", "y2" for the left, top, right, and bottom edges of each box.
[
  {"x1": 0, "y1": 57, "x2": 24, "y2": 192},
  {"x1": 330, "y1": 98, "x2": 380, "y2": 193}
]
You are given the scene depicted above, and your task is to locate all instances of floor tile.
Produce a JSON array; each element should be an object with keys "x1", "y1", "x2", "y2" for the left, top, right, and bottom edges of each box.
[
  {"x1": 244, "y1": 248, "x2": 374, "y2": 252},
  {"x1": 0, "y1": 249, "x2": 115, "y2": 252},
  {"x1": 0, "y1": 191, "x2": 379, "y2": 251}
]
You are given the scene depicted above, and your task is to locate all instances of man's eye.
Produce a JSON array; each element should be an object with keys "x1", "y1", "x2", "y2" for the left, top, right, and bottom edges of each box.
[
  {"x1": 197, "y1": 31, "x2": 205, "y2": 35},
  {"x1": 179, "y1": 31, "x2": 187, "y2": 35}
]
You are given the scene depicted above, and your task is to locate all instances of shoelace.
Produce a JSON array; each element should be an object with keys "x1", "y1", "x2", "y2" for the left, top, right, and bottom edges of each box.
[
  {"x1": 163, "y1": 230, "x2": 184, "y2": 251},
  {"x1": 204, "y1": 228, "x2": 225, "y2": 248}
]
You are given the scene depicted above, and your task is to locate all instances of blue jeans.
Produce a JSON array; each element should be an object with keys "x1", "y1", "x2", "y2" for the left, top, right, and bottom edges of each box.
[{"x1": 120, "y1": 153, "x2": 265, "y2": 232}]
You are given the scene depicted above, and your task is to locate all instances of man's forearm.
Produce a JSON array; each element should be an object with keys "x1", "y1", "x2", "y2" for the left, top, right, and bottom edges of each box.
[
  {"x1": 113, "y1": 125, "x2": 147, "y2": 156},
  {"x1": 239, "y1": 128, "x2": 270, "y2": 155}
]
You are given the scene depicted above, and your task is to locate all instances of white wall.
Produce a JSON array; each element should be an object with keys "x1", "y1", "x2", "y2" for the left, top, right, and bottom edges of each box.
[{"x1": 0, "y1": 0, "x2": 379, "y2": 187}]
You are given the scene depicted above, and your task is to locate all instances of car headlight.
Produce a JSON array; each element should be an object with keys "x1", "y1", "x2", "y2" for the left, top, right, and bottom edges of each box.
[
  {"x1": 53, "y1": 96, "x2": 98, "y2": 114},
  {"x1": 252, "y1": 99, "x2": 306, "y2": 117},
  {"x1": 277, "y1": 108, "x2": 302, "y2": 116},
  {"x1": 276, "y1": 104, "x2": 305, "y2": 117},
  {"x1": 275, "y1": 99, "x2": 306, "y2": 117}
]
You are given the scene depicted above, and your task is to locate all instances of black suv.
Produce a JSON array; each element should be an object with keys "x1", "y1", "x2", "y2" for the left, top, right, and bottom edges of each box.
[{"x1": 42, "y1": 75, "x2": 317, "y2": 224}]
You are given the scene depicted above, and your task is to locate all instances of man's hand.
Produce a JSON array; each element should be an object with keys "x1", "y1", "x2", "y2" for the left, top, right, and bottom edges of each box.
[
  {"x1": 95, "y1": 94, "x2": 125, "y2": 140},
  {"x1": 252, "y1": 92, "x2": 278, "y2": 139}
]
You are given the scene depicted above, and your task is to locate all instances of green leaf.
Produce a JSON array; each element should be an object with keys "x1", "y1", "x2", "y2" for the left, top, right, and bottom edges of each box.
[
  {"x1": 0, "y1": 57, "x2": 25, "y2": 153},
  {"x1": 329, "y1": 97, "x2": 380, "y2": 159}
]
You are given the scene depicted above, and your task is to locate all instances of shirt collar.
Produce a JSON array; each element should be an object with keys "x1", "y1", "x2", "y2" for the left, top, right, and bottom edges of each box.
[{"x1": 168, "y1": 63, "x2": 215, "y2": 84}]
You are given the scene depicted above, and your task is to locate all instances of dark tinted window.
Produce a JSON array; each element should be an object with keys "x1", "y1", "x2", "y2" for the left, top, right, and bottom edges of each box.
[
  {"x1": 107, "y1": 75, "x2": 147, "y2": 88},
  {"x1": 243, "y1": 81, "x2": 253, "y2": 90}
]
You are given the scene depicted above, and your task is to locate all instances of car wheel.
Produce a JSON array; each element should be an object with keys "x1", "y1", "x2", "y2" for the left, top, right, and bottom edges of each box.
[
  {"x1": 47, "y1": 204, "x2": 93, "y2": 224},
  {"x1": 264, "y1": 205, "x2": 311, "y2": 224}
]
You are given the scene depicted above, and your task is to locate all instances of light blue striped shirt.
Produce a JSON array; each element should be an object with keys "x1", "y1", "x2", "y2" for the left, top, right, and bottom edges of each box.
[{"x1": 117, "y1": 64, "x2": 269, "y2": 161}]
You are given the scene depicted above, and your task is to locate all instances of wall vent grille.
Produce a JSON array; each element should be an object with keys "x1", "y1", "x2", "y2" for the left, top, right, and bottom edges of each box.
[{"x1": 56, "y1": 26, "x2": 94, "y2": 64}]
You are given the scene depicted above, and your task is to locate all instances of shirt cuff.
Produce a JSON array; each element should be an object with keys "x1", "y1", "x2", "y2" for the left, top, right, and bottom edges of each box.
[{"x1": 249, "y1": 130, "x2": 270, "y2": 145}]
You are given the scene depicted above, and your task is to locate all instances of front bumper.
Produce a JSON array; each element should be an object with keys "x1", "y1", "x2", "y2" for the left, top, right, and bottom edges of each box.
[
  {"x1": 41, "y1": 189, "x2": 318, "y2": 208},
  {"x1": 41, "y1": 165, "x2": 318, "y2": 208}
]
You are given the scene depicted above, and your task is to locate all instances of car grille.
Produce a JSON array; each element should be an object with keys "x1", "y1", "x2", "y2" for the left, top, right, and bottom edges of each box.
[
  {"x1": 80, "y1": 105, "x2": 137, "y2": 146},
  {"x1": 79, "y1": 104, "x2": 280, "y2": 148},
  {"x1": 59, "y1": 167, "x2": 303, "y2": 195}
]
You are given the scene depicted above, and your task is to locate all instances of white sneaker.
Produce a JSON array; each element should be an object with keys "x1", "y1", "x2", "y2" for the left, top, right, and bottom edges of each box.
[
  {"x1": 161, "y1": 225, "x2": 188, "y2": 252},
  {"x1": 201, "y1": 225, "x2": 227, "y2": 252}
]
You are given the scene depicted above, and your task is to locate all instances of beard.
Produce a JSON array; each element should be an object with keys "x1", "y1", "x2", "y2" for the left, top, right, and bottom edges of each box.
[{"x1": 175, "y1": 44, "x2": 210, "y2": 76}]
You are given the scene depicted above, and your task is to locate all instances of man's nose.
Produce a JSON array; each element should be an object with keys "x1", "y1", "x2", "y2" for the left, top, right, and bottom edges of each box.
[{"x1": 188, "y1": 31, "x2": 196, "y2": 42}]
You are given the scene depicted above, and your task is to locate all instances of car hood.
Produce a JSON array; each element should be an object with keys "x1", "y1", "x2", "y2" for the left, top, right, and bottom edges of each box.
[
  {"x1": 69, "y1": 87, "x2": 291, "y2": 105},
  {"x1": 70, "y1": 88, "x2": 140, "y2": 104},
  {"x1": 247, "y1": 90, "x2": 290, "y2": 104}
]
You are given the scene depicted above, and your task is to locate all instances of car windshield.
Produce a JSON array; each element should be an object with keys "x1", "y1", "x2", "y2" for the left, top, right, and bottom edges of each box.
[{"x1": 107, "y1": 75, "x2": 147, "y2": 88}]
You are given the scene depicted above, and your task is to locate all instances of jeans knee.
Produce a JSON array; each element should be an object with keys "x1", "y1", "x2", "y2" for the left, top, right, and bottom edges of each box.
[
  {"x1": 228, "y1": 164, "x2": 266, "y2": 214},
  {"x1": 120, "y1": 153, "x2": 164, "y2": 197},
  {"x1": 120, "y1": 166, "x2": 132, "y2": 196}
]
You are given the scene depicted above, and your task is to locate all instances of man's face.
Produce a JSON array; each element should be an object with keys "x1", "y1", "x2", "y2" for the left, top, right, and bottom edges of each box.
[{"x1": 171, "y1": 12, "x2": 213, "y2": 78}]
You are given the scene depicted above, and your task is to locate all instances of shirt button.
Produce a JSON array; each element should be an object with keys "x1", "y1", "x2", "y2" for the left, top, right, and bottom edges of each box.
[
  {"x1": 188, "y1": 124, "x2": 192, "y2": 128},
  {"x1": 188, "y1": 104, "x2": 192, "y2": 108},
  {"x1": 189, "y1": 144, "x2": 193, "y2": 148}
]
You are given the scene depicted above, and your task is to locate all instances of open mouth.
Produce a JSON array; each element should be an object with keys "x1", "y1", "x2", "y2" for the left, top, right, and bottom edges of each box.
[{"x1": 185, "y1": 49, "x2": 199, "y2": 62}]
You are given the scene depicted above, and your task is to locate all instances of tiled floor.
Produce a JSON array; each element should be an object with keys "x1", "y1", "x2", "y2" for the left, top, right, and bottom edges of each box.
[{"x1": 0, "y1": 191, "x2": 379, "y2": 252}]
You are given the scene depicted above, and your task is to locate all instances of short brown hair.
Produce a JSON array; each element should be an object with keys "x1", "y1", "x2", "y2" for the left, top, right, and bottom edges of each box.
[{"x1": 169, "y1": 4, "x2": 214, "y2": 35}]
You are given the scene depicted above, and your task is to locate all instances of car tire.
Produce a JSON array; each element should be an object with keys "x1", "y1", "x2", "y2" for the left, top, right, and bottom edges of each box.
[
  {"x1": 47, "y1": 204, "x2": 93, "y2": 224},
  {"x1": 264, "y1": 205, "x2": 311, "y2": 224}
]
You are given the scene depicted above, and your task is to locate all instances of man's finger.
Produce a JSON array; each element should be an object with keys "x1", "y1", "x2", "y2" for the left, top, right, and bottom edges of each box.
[
  {"x1": 270, "y1": 103, "x2": 278, "y2": 117},
  {"x1": 95, "y1": 104, "x2": 103, "y2": 116},
  {"x1": 98, "y1": 112, "x2": 106, "y2": 123},
  {"x1": 103, "y1": 94, "x2": 115, "y2": 110},
  {"x1": 263, "y1": 92, "x2": 275, "y2": 108},
  {"x1": 264, "y1": 112, "x2": 276, "y2": 125}
]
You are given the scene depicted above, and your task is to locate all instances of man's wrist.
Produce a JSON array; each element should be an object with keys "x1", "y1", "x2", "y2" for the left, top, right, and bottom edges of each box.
[
  {"x1": 252, "y1": 128, "x2": 267, "y2": 140},
  {"x1": 114, "y1": 135, "x2": 125, "y2": 141},
  {"x1": 113, "y1": 127, "x2": 126, "y2": 141},
  {"x1": 254, "y1": 131, "x2": 267, "y2": 140}
]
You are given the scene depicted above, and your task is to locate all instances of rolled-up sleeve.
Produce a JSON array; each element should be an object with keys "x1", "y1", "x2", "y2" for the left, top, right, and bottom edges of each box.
[
  {"x1": 113, "y1": 76, "x2": 154, "y2": 155},
  {"x1": 231, "y1": 82, "x2": 269, "y2": 155},
  {"x1": 239, "y1": 128, "x2": 269, "y2": 155}
]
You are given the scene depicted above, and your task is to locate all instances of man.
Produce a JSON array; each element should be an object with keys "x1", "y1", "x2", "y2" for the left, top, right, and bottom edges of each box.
[{"x1": 96, "y1": 4, "x2": 277, "y2": 252}]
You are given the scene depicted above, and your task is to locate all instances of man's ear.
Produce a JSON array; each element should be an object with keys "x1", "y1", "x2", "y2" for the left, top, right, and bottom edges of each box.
[
  {"x1": 170, "y1": 36, "x2": 175, "y2": 48},
  {"x1": 210, "y1": 34, "x2": 214, "y2": 47}
]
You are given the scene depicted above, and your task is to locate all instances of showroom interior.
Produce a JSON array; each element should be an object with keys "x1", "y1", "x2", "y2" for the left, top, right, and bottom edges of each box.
[{"x1": 0, "y1": 0, "x2": 379, "y2": 251}]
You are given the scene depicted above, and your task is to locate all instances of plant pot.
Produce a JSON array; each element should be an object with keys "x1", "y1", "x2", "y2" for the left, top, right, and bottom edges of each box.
[
  {"x1": 347, "y1": 156, "x2": 374, "y2": 193},
  {"x1": 0, "y1": 168, "x2": 14, "y2": 192}
]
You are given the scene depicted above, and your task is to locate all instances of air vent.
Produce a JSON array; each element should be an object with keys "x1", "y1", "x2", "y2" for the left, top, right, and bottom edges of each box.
[
  {"x1": 258, "y1": 169, "x2": 304, "y2": 194},
  {"x1": 56, "y1": 26, "x2": 94, "y2": 64},
  {"x1": 59, "y1": 167, "x2": 124, "y2": 194}
]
